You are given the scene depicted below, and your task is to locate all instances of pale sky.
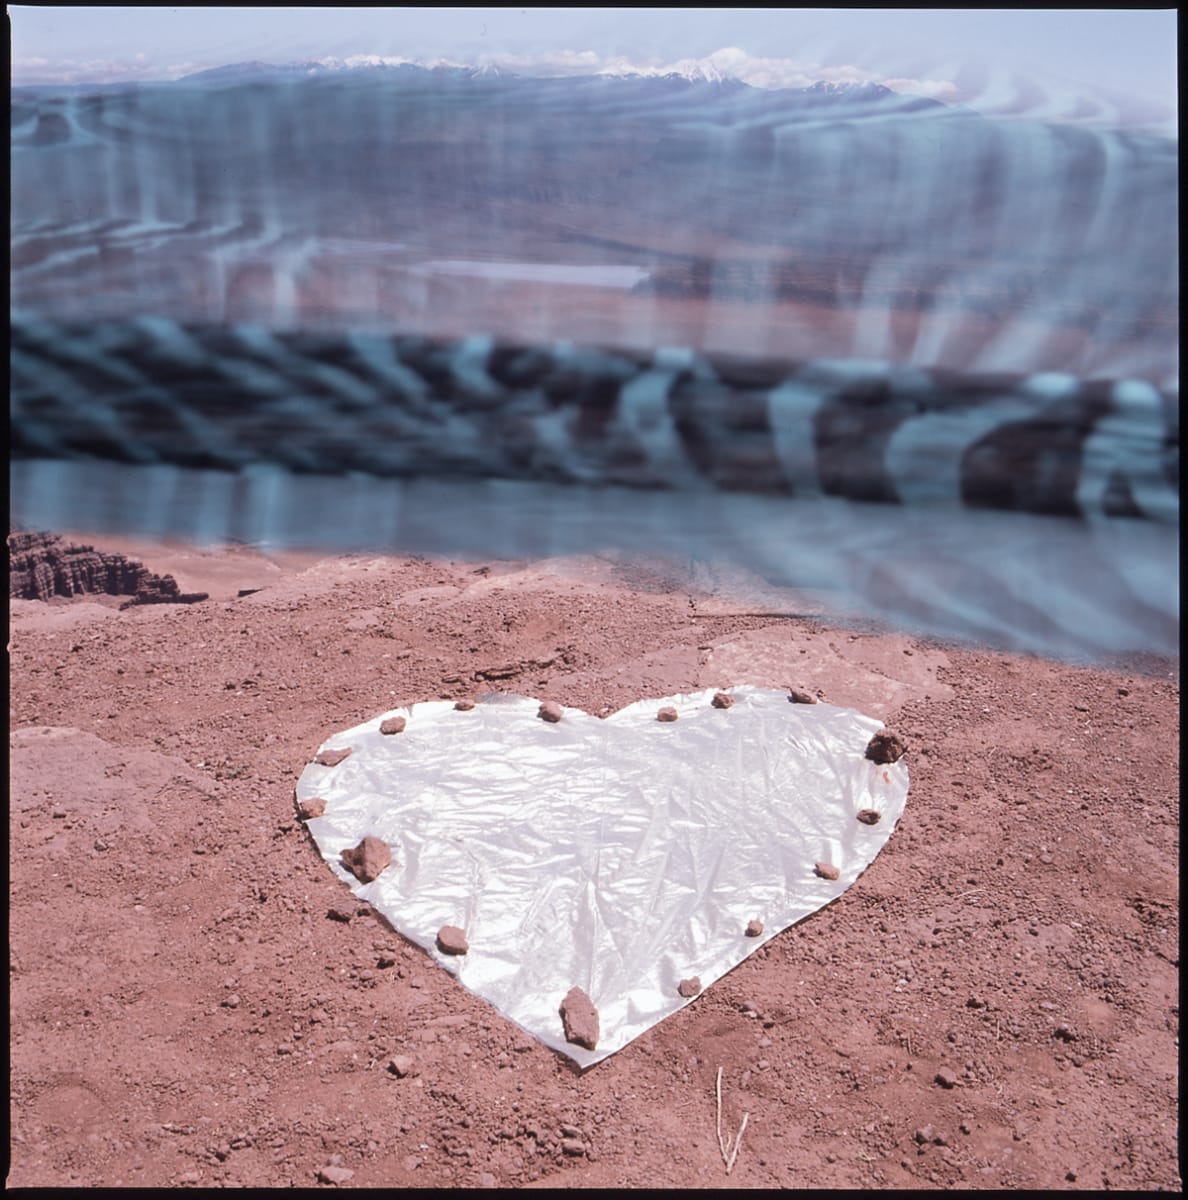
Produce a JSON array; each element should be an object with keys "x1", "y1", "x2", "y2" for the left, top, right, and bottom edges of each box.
[{"x1": 8, "y1": 7, "x2": 1178, "y2": 126}]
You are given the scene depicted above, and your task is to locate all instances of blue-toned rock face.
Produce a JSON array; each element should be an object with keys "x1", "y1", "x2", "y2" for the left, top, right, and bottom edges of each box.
[
  {"x1": 9, "y1": 69, "x2": 1179, "y2": 661},
  {"x1": 10, "y1": 70, "x2": 1177, "y2": 381}
]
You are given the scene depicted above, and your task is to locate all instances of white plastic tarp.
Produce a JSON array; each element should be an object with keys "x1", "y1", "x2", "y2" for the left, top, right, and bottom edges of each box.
[{"x1": 296, "y1": 686, "x2": 908, "y2": 1066}]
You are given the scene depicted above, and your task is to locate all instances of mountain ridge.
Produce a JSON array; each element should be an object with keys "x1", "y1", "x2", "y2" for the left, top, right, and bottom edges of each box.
[{"x1": 171, "y1": 57, "x2": 943, "y2": 111}]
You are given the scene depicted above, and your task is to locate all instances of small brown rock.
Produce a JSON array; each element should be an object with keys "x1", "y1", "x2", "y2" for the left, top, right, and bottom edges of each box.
[
  {"x1": 538, "y1": 701, "x2": 563, "y2": 724},
  {"x1": 317, "y1": 1164, "x2": 354, "y2": 1185},
  {"x1": 315, "y1": 747, "x2": 352, "y2": 767},
  {"x1": 656, "y1": 706, "x2": 679, "y2": 722},
  {"x1": 436, "y1": 925, "x2": 469, "y2": 955},
  {"x1": 454, "y1": 699, "x2": 476, "y2": 711},
  {"x1": 326, "y1": 902, "x2": 354, "y2": 923},
  {"x1": 561, "y1": 1138, "x2": 586, "y2": 1158},
  {"x1": 866, "y1": 730, "x2": 906, "y2": 764},
  {"x1": 340, "y1": 836, "x2": 391, "y2": 883},
  {"x1": 678, "y1": 977, "x2": 702, "y2": 998},
  {"x1": 787, "y1": 689, "x2": 817, "y2": 704},
  {"x1": 711, "y1": 691, "x2": 734, "y2": 709},
  {"x1": 856, "y1": 809, "x2": 882, "y2": 826},
  {"x1": 297, "y1": 796, "x2": 327, "y2": 820},
  {"x1": 935, "y1": 1068, "x2": 959, "y2": 1089},
  {"x1": 387, "y1": 1054, "x2": 415, "y2": 1078},
  {"x1": 476, "y1": 1172, "x2": 497, "y2": 1187},
  {"x1": 814, "y1": 861, "x2": 841, "y2": 880},
  {"x1": 559, "y1": 986, "x2": 599, "y2": 1050},
  {"x1": 745, "y1": 919, "x2": 764, "y2": 938},
  {"x1": 379, "y1": 716, "x2": 407, "y2": 735}
]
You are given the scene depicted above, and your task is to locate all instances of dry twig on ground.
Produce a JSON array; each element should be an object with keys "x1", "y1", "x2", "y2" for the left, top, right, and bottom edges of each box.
[{"x1": 715, "y1": 1066, "x2": 750, "y2": 1175}]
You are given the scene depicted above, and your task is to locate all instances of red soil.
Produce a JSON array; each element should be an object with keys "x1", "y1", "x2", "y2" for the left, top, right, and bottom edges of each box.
[{"x1": 7, "y1": 536, "x2": 1179, "y2": 1189}]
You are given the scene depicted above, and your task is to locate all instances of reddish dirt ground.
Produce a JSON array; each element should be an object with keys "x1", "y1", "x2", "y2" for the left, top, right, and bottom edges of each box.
[{"x1": 7, "y1": 536, "x2": 1180, "y2": 1189}]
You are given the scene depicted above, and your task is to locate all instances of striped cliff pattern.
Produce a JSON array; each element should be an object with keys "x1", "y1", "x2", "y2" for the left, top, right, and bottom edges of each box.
[
  {"x1": 10, "y1": 316, "x2": 1178, "y2": 526},
  {"x1": 9, "y1": 69, "x2": 1180, "y2": 660}
]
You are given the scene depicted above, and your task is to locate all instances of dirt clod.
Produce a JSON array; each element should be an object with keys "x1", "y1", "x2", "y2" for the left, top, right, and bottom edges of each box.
[
  {"x1": 935, "y1": 1068, "x2": 959, "y2": 1089},
  {"x1": 387, "y1": 1055, "x2": 415, "y2": 1078},
  {"x1": 712, "y1": 692, "x2": 734, "y2": 709},
  {"x1": 678, "y1": 977, "x2": 702, "y2": 998},
  {"x1": 538, "y1": 701, "x2": 563, "y2": 724},
  {"x1": 379, "y1": 716, "x2": 407, "y2": 735},
  {"x1": 559, "y1": 986, "x2": 599, "y2": 1051},
  {"x1": 297, "y1": 796, "x2": 326, "y2": 820},
  {"x1": 745, "y1": 919, "x2": 764, "y2": 937},
  {"x1": 814, "y1": 861, "x2": 841, "y2": 880},
  {"x1": 317, "y1": 1164, "x2": 354, "y2": 1185},
  {"x1": 866, "y1": 730, "x2": 906, "y2": 764},
  {"x1": 856, "y1": 809, "x2": 882, "y2": 825},
  {"x1": 454, "y1": 699, "x2": 476, "y2": 711},
  {"x1": 339, "y1": 836, "x2": 391, "y2": 883},
  {"x1": 788, "y1": 689, "x2": 818, "y2": 704},
  {"x1": 656, "y1": 706, "x2": 679, "y2": 722},
  {"x1": 314, "y1": 747, "x2": 352, "y2": 768},
  {"x1": 326, "y1": 903, "x2": 354, "y2": 923},
  {"x1": 436, "y1": 925, "x2": 469, "y2": 956}
]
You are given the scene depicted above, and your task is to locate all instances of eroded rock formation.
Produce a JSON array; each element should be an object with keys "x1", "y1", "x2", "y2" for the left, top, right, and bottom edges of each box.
[{"x1": 7, "y1": 531, "x2": 208, "y2": 607}]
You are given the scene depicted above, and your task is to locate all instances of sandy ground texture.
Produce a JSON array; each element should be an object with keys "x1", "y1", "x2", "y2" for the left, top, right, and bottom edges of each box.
[{"x1": 7, "y1": 535, "x2": 1180, "y2": 1190}]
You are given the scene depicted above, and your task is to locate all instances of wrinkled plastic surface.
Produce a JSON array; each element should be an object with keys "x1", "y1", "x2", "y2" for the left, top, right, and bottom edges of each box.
[{"x1": 296, "y1": 686, "x2": 908, "y2": 1066}]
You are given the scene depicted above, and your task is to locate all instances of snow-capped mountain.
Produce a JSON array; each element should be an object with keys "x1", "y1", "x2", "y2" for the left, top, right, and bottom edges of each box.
[{"x1": 171, "y1": 57, "x2": 946, "y2": 116}]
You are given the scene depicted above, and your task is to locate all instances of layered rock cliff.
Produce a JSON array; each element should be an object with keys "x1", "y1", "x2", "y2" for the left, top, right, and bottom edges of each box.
[{"x1": 8, "y1": 531, "x2": 209, "y2": 607}]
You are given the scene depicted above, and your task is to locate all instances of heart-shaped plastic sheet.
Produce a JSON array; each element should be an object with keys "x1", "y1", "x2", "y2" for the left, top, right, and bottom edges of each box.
[{"x1": 296, "y1": 686, "x2": 908, "y2": 1066}]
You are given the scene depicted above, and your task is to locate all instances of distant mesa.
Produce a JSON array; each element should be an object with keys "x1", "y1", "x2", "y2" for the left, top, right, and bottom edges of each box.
[{"x1": 8, "y1": 530, "x2": 208, "y2": 607}]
